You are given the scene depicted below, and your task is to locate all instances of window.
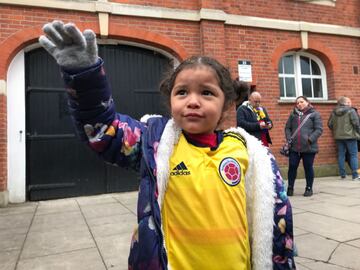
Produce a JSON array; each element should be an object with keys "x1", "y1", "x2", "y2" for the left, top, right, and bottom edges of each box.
[{"x1": 278, "y1": 52, "x2": 327, "y2": 100}]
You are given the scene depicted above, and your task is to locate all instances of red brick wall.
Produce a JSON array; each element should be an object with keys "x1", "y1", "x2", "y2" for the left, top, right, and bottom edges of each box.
[
  {"x1": 0, "y1": 5, "x2": 99, "y2": 43},
  {"x1": 110, "y1": 0, "x2": 360, "y2": 27},
  {"x1": 108, "y1": 0, "x2": 360, "y2": 26},
  {"x1": 223, "y1": 0, "x2": 360, "y2": 28},
  {"x1": 109, "y1": 15, "x2": 200, "y2": 57},
  {"x1": 0, "y1": 1, "x2": 359, "y2": 192},
  {"x1": 200, "y1": 20, "x2": 226, "y2": 62},
  {"x1": 109, "y1": 0, "x2": 199, "y2": 10},
  {"x1": 0, "y1": 94, "x2": 6, "y2": 191}
]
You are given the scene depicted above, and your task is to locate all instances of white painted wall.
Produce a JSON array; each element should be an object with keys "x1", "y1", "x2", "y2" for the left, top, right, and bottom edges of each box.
[{"x1": 7, "y1": 50, "x2": 26, "y2": 203}]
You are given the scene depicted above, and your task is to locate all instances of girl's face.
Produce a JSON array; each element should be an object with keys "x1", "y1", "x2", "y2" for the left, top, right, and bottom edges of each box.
[
  {"x1": 296, "y1": 97, "x2": 309, "y2": 111},
  {"x1": 170, "y1": 66, "x2": 225, "y2": 135}
]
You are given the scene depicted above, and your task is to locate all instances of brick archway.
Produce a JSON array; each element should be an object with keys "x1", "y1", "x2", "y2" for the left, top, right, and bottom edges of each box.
[
  {"x1": 271, "y1": 37, "x2": 339, "y2": 73},
  {"x1": 0, "y1": 22, "x2": 188, "y2": 79},
  {"x1": 108, "y1": 25, "x2": 188, "y2": 61}
]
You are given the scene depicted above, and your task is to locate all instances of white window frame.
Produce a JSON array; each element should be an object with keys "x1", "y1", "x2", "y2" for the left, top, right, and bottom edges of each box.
[
  {"x1": 293, "y1": 0, "x2": 336, "y2": 7},
  {"x1": 279, "y1": 51, "x2": 328, "y2": 101}
]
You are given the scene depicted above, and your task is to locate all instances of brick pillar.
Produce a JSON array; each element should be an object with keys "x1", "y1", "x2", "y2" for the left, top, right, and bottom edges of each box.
[
  {"x1": 198, "y1": 0, "x2": 225, "y2": 10},
  {"x1": 199, "y1": 20, "x2": 226, "y2": 64},
  {"x1": 0, "y1": 93, "x2": 8, "y2": 207},
  {"x1": 199, "y1": 18, "x2": 236, "y2": 129}
]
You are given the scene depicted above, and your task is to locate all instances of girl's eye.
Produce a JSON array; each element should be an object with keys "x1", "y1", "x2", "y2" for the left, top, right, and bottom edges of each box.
[
  {"x1": 203, "y1": 90, "x2": 214, "y2": 96},
  {"x1": 176, "y1": 89, "x2": 187, "y2": 96}
]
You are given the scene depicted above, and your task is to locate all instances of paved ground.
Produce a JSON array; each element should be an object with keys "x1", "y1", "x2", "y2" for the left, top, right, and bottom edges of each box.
[{"x1": 1, "y1": 176, "x2": 360, "y2": 270}]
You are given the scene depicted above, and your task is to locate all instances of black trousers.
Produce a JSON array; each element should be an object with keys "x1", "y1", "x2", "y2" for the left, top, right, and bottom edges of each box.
[{"x1": 287, "y1": 151, "x2": 316, "y2": 189}]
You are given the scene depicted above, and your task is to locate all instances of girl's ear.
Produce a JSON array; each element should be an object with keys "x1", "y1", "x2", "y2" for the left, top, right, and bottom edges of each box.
[
  {"x1": 217, "y1": 102, "x2": 235, "y2": 130},
  {"x1": 217, "y1": 113, "x2": 227, "y2": 131}
]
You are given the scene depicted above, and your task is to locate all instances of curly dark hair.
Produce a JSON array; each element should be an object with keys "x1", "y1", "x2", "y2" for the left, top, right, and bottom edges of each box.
[
  {"x1": 159, "y1": 56, "x2": 236, "y2": 111},
  {"x1": 233, "y1": 79, "x2": 250, "y2": 106}
]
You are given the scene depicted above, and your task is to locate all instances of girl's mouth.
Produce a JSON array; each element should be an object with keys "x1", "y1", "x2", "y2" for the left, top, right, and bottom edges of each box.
[{"x1": 184, "y1": 113, "x2": 202, "y2": 118}]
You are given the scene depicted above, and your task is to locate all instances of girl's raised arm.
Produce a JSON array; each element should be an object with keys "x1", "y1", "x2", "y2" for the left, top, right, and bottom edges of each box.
[{"x1": 39, "y1": 21, "x2": 147, "y2": 170}]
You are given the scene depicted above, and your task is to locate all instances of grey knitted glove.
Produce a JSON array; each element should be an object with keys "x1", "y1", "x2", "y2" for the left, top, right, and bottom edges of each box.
[{"x1": 39, "y1": 20, "x2": 98, "y2": 69}]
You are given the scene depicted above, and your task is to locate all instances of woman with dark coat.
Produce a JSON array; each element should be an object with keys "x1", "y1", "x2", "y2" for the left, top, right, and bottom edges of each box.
[{"x1": 285, "y1": 96, "x2": 323, "y2": 197}]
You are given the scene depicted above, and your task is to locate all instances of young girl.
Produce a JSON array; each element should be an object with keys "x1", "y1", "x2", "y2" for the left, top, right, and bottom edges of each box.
[{"x1": 40, "y1": 21, "x2": 295, "y2": 270}]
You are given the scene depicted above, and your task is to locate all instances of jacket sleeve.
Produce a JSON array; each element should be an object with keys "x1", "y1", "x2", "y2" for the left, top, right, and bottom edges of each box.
[
  {"x1": 269, "y1": 153, "x2": 296, "y2": 270},
  {"x1": 308, "y1": 111, "x2": 323, "y2": 143},
  {"x1": 284, "y1": 114, "x2": 293, "y2": 141},
  {"x1": 350, "y1": 109, "x2": 360, "y2": 134},
  {"x1": 263, "y1": 107, "x2": 273, "y2": 130},
  {"x1": 327, "y1": 112, "x2": 334, "y2": 130},
  {"x1": 237, "y1": 106, "x2": 261, "y2": 132},
  {"x1": 62, "y1": 59, "x2": 146, "y2": 170}
]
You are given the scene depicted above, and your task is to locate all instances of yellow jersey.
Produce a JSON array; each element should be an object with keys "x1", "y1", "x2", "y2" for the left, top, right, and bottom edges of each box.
[{"x1": 162, "y1": 132, "x2": 251, "y2": 270}]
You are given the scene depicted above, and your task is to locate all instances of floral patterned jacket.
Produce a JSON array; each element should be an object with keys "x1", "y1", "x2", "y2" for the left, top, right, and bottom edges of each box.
[{"x1": 62, "y1": 59, "x2": 296, "y2": 270}]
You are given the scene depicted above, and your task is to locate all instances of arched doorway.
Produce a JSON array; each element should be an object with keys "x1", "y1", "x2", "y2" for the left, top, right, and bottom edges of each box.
[{"x1": 25, "y1": 45, "x2": 173, "y2": 200}]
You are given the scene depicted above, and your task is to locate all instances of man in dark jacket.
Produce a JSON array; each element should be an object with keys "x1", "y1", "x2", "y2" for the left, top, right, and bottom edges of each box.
[
  {"x1": 328, "y1": 96, "x2": 360, "y2": 180},
  {"x1": 237, "y1": 91, "x2": 272, "y2": 146}
]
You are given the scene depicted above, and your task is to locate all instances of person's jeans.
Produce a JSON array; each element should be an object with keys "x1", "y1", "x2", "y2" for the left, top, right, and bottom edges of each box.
[
  {"x1": 336, "y1": 139, "x2": 358, "y2": 179},
  {"x1": 288, "y1": 151, "x2": 316, "y2": 190}
]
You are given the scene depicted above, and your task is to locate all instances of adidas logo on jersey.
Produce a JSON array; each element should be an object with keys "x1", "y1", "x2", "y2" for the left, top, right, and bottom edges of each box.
[{"x1": 170, "y1": 161, "x2": 191, "y2": 176}]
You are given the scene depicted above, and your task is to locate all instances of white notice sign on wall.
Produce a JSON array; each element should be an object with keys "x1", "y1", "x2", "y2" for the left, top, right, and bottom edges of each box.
[{"x1": 238, "y1": 60, "x2": 252, "y2": 82}]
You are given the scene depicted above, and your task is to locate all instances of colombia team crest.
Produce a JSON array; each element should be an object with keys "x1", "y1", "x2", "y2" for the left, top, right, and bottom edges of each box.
[{"x1": 219, "y1": 157, "x2": 241, "y2": 186}]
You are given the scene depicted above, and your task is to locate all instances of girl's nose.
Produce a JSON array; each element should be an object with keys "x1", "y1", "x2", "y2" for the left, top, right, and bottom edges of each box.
[{"x1": 187, "y1": 94, "x2": 200, "y2": 108}]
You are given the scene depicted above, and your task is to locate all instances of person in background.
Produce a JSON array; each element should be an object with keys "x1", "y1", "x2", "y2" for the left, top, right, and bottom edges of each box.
[
  {"x1": 237, "y1": 91, "x2": 273, "y2": 147},
  {"x1": 328, "y1": 96, "x2": 360, "y2": 180},
  {"x1": 345, "y1": 106, "x2": 360, "y2": 174},
  {"x1": 285, "y1": 96, "x2": 323, "y2": 197}
]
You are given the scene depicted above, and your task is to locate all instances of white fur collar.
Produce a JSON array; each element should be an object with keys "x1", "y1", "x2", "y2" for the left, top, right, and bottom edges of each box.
[{"x1": 155, "y1": 119, "x2": 275, "y2": 270}]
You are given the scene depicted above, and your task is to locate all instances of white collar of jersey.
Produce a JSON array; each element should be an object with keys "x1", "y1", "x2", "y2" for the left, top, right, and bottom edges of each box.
[{"x1": 155, "y1": 118, "x2": 275, "y2": 270}]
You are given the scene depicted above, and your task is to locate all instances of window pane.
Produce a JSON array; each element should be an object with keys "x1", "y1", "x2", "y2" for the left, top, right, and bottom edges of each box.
[
  {"x1": 313, "y1": 79, "x2": 323, "y2": 97},
  {"x1": 302, "y1": 78, "x2": 312, "y2": 97},
  {"x1": 311, "y1": 60, "x2": 321, "y2": 75},
  {"x1": 285, "y1": 77, "x2": 296, "y2": 97},
  {"x1": 278, "y1": 59, "x2": 284, "y2": 73},
  {"x1": 283, "y1": 55, "x2": 294, "y2": 74},
  {"x1": 279, "y1": 78, "x2": 284, "y2": 97},
  {"x1": 300, "y1": 56, "x2": 310, "y2": 75}
]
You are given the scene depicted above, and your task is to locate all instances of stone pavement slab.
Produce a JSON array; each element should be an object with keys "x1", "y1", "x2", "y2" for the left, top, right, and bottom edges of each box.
[
  {"x1": 291, "y1": 177, "x2": 360, "y2": 270},
  {"x1": 88, "y1": 213, "x2": 136, "y2": 238},
  {"x1": 0, "y1": 231, "x2": 27, "y2": 252},
  {"x1": 0, "y1": 250, "x2": 20, "y2": 270},
  {"x1": 294, "y1": 233, "x2": 338, "y2": 261},
  {"x1": 21, "y1": 225, "x2": 96, "y2": 259},
  {"x1": 0, "y1": 213, "x2": 33, "y2": 230},
  {"x1": 30, "y1": 211, "x2": 87, "y2": 232},
  {"x1": 293, "y1": 211, "x2": 360, "y2": 242},
  {"x1": 330, "y1": 243, "x2": 360, "y2": 269},
  {"x1": 16, "y1": 248, "x2": 106, "y2": 270},
  {"x1": 80, "y1": 202, "x2": 130, "y2": 219},
  {"x1": 95, "y1": 233, "x2": 132, "y2": 269},
  {"x1": 36, "y1": 199, "x2": 79, "y2": 215}
]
